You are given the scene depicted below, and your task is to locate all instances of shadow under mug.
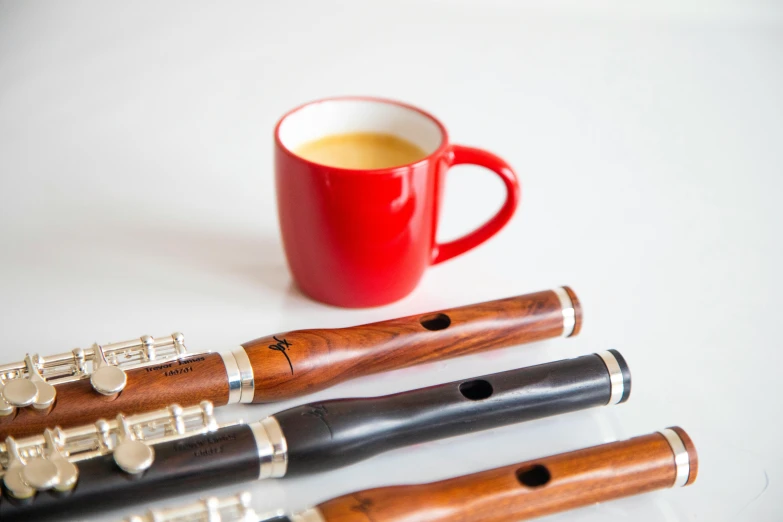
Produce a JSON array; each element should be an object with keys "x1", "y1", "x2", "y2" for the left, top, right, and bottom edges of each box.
[{"x1": 274, "y1": 97, "x2": 520, "y2": 307}]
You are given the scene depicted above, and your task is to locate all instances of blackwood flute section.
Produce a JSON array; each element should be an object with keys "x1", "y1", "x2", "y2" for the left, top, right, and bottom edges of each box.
[
  {"x1": 122, "y1": 428, "x2": 696, "y2": 522},
  {"x1": 0, "y1": 351, "x2": 627, "y2": 521},
  {"x1": 0, "y1": 287, "x2": 581, "y2": 439}
]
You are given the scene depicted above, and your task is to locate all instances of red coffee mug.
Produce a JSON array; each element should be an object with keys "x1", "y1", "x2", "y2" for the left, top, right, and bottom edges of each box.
[{"x1": 275, "y1": 97, "x2": 520, "y2": 307}]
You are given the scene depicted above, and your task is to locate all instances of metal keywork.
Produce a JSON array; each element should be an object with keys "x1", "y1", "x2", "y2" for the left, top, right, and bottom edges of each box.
[
  {"x1": 90, "y1": 343, "x2": 128, "y2": 396},
  {"x1": 0, "y1": 332, "x2": 203, "y2": 409},
  {"x1": 0, "y1": 401, "x2": 221, "y2": 499},
  {"x1": 2, "y1": 355, "x2": 56, "y2": 410},
  {"x1": 123, "y1": 491, "x2": 327, "y2": 522},
  {"x1": 112, "y1": 414, "x2": 155, "y2": 474},
  {"x1": 19, "y1": 429, "x2": 79, "y2": 493},
  {"x1": 0, "y1": 380, "x2": 16, "y2": 417},
  {"x1": 20, "y1": 457, "x2": 58, "y2": 491},
  {"x1": 2, "y1": 438, "x2": 35, "y2": 499},
  {"x1": 126, "y1": 491, "x2": 263, "y2": 522}
]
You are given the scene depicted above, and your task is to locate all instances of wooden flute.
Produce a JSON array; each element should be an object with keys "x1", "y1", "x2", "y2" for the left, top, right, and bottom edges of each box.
[
  {"x1": 0, "y1": 287, "x2": 581, "y2": 439},
  {"x1": 0, "y1": 351, "x2": 626, "y2": 521},
  {"x1": 122, "y1": 427, "x2": 697, "y2": 522}
]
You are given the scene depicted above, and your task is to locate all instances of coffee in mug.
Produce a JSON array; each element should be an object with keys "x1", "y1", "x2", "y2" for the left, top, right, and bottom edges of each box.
[{"x1": 295, "y1": 132, "x2": 428, "y2": 170}]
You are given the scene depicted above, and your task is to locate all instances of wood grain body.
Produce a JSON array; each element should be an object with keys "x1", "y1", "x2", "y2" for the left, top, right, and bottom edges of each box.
[
  {"x1": 317, "y1": 429, "x2": 698, "y2": 522},
  {"x1": 0, "y1": 352, "x2": 229, "y2": 439},
  {"x1": 244, "y1": 288, "x2": 581, "y2": 403}
]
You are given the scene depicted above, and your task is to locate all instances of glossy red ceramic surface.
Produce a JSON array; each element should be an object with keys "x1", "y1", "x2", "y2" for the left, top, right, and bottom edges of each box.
[{"x1": 274, "y1": 97, "x2": 520, "y2": 307}]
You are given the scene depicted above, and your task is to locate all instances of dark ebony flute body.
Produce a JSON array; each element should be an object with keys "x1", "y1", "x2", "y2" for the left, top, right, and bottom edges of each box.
[{"x1": 0, "y1": 351, "x2": 629, "y2": 521}]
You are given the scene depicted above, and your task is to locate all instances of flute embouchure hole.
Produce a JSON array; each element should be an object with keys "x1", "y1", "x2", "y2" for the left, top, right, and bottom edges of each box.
[
  {"x1": 419, "y1": 313, "x2": 451, "y2": 331},
  {"x1": 516, "y1": 464, "x2": 551, "y2": 488},
  {"x1": 459, "y1": 379, "x2": 493, "y2": 401}
]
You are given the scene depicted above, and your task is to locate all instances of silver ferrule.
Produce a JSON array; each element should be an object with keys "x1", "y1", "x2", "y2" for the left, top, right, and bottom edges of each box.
[
  {"x1": 596, "y1": 351, "x2": 624, "y2": 405},
  {"x1": 220, "y1": 348, "x2": 254, "y2": 405},
  {"x1": 290, "y1": 508, "x2": 327, "y2": 522},
  {"x1": 219, "y1": 351, "x2": 242, "y2": 405},
  {"x1": 552, "y1": 287, "x2": 576, "y2": 337},
  {"x1": 232, "y1": 347, "x2": 255, "y2": 404},
  {"x1": 249, "y1": 416, "x2": 288, "y2": 479},
  {"x1": 659, "y1": 428, "x2": 691, "y2": 487}
]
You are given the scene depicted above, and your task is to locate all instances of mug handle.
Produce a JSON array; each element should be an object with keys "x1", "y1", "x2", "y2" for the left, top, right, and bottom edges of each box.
[{"x1": 431, "y1": 144, "x2": 521, "y2": 265}]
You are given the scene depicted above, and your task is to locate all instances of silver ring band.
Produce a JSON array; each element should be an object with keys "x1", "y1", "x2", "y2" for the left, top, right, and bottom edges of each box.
[
  {"x1": 660, "y1": 428, "x2": 690, "y2": 487},
  {"x1": 553, "y1": 287, "x2": 576, "y2": 337},
  {"x1": 232, "y1": 347, "x2": 255, "y2": 404},
  {"x1": 249, "y1": 416, "x2": 288, "y2": 479},
  {"x1": 291, "y1": 508, "x2": 327, "y2": 522},
  {"x1": 219, "y1": 351, "x2": 242, "y2": 405},
  {"x1": 596, "y1": 351, "x2": 624, "y2": 405}
]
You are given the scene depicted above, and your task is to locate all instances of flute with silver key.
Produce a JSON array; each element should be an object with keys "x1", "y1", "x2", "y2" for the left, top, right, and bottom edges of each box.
[
  {"x1": 0, "y1": 351, "x2": 626, "y2": 521},
  {"x1": 123, "y1": 427, "x2": 696, "y2": 522},
  {"x1": 0, "y1": 287, "x2": 581, "y2": 439}
]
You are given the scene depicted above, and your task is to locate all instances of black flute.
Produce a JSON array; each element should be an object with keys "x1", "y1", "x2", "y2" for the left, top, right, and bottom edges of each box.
[{"x1": 0, "y1": 351, "x2": 631, "y2": 521}]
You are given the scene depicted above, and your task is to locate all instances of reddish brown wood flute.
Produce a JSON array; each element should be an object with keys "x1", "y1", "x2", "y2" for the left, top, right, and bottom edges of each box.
[
  {"x1": 0, "y1": 287, "x2": 581, "y2": 439},
  {"x1": 314, "y1": 427, "x2": 697, "y2": 522}
]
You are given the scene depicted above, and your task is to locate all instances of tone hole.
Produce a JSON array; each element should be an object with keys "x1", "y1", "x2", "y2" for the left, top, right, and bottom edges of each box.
[
  {"x1": 458, "y1": 379, "x2": 494, "y2": 401},
  {"x1": 419, "y1": 313, "x2": 451, "y2": 331},
  {"x1": 516, "y1": 464, "x2": 551, "y2": 488}
]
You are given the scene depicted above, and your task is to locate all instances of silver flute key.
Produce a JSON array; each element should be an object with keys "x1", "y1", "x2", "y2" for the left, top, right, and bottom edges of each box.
[
  {"x1": 125, "y1": 492, "x2": 261, "y2": 522},
  {"x1": 0, "y1": 332, "x2": 204, "y2": 410},
  {"x1": 2, "y1": 437, "x2": 35, "y2": 500},
  {"x1": 0, "y1": 381, "x2": 17, "y2": 416},
  {"x1": 123, "y1": 491, "x2": 326, "y2": 522},
  {"x1": 90, "y1": 343, "x2": 128, "y2": 396},
  {"x1": 2, "y1": 354, "x2": 55, "y2": 409},
  {"x1": 0, "y1": 401, "x2": 220, "y2": 499}
]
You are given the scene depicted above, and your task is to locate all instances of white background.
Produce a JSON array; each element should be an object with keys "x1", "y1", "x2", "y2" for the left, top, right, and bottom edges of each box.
[{"x1": 0, "y1": 1, "x2": 781, "y2": 520}]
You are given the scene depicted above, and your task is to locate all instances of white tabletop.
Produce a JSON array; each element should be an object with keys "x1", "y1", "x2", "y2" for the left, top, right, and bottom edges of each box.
[{"x1": 0, "y1": 1, "x2": 781, "y2": 520}]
